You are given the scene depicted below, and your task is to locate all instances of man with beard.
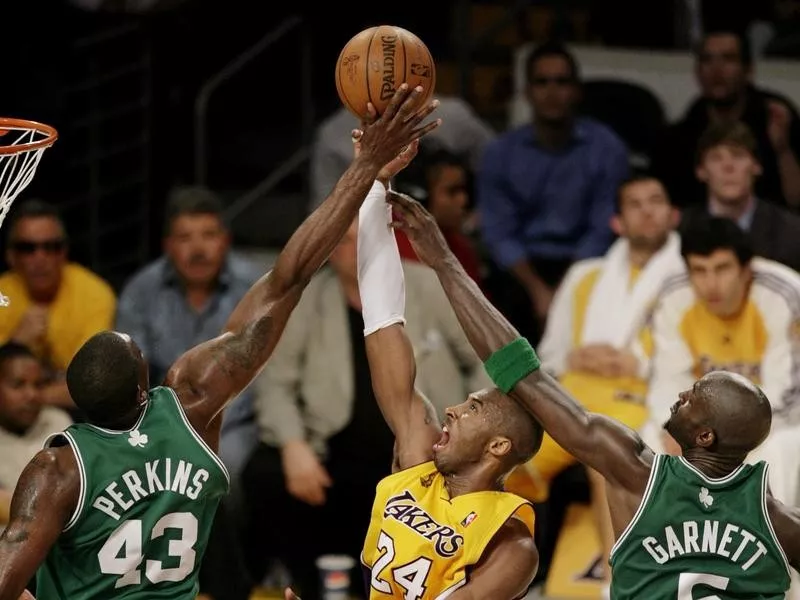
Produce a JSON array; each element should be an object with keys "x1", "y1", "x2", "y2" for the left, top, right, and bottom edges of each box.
[
  {"x1": 386, "y1": 189, "x2": 800, "y2": 600},
  {"x1": 652, "y1": 30, "x2": 800, "y2": 209},
  {"x1": 506, "y1": 174, "x2": 683, "y2": 587},
  {"x1": 476, "y1": 41, "x2": 629, "y2": 345}
]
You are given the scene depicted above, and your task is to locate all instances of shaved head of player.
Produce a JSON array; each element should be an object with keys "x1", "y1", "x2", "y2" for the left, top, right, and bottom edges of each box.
[
  {"x1": 664, "y1": 371, "x2": 772, "y2": 459},
  {"x1": 66, "y1": 332, "x2": 150, "y2": 428}
]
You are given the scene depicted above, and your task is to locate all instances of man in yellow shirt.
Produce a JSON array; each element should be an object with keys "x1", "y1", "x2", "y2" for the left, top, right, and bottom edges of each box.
[
  {"x1": 504, "y1": 174, "x2": 684, "y2": 585},
  {"x1": 646, "y1": 215, "x2": 800, "y2": 508},
  {"x1": 0, "y1": 200, "x2": 116, "y2": 411}
]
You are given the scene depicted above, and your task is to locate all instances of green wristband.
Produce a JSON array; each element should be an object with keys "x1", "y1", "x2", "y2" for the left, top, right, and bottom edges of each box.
[{"x1": 484, "y1": 338, "x2": 541, "y2": 393}]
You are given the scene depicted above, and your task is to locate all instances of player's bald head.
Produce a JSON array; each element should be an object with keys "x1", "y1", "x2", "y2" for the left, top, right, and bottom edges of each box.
[{"x1": 701, "y1": 372, "x2": 771, "y2": 451}]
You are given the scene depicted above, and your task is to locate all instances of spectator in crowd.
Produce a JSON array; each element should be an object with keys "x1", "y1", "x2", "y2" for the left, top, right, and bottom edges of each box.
[
  {"x1": 645, "y1": 216, "x2": 800, "y2": 506},
  {"x1": 681, "y1": 121, "x2": 800, "y2": 272},
  {"x1": 0, "y1": 342, "x2": 72, "y2": 525},
  {"x1": 309, "y1": 96, "x2": 494, "y2": 211},
  {"x1": 0, "y1": 200, "x2": 116, "y2": 413},
  {"x1": 506, "y1": 174, "x2": 683, "y2": 588},
  {"x1": 393, "y1": 148, "x2": 485, "y2": 289},
  {"x1": 242, "y1": 219, "x2": 490, "y2": 600},
  {"x1": 115, "y1": 186, "x2": 259, "y2": 600},
  {"x1": 652, "y1": 30, "x2": 800, "y2": 208},
  {"x1": 116, "y1": 186, "x2": 262, "y2": 484},
  {"x1": 477, "y1": 41, "x2": 629, "y2": 344}
]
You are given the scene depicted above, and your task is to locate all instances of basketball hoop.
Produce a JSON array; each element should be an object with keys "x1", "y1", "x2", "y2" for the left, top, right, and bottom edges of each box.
[{"x1": 0, "y1": 118, "x2": 59, "y2": 307}]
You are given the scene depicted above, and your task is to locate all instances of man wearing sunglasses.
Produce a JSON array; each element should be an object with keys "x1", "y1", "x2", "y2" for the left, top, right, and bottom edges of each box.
[{"x1": 0, "y1": 200, "x2": 116, "y2": 415}]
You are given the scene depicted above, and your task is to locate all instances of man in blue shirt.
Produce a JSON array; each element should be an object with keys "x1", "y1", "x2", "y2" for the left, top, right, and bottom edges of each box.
[{"x1": 478, "y1": 42, "x2": 630, "y2": 343}]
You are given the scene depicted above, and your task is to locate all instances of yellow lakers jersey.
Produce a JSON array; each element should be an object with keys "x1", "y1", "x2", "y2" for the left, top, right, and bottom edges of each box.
[{"x1": 361, "y1": 461, "x2": 535, "y2": 599}]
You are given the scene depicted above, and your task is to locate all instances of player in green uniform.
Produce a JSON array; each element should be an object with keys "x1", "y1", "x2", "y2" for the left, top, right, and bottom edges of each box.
[
  {"x1": 0, "y1": 84, "x2": 440, "y2": 600},
  {"x1": 388, "y1": 191, "x2": 800, "y2": 599}
]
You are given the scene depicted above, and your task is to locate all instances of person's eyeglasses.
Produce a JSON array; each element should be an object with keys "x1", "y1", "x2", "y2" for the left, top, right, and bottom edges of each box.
[{"x1": 10, "y1": 240, "x2": 66, "y2": 255}]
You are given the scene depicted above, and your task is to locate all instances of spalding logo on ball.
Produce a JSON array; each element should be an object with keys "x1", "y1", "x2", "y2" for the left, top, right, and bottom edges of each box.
[{"x1": 335, "y1": 25, "x2": 436, "y2": 120}]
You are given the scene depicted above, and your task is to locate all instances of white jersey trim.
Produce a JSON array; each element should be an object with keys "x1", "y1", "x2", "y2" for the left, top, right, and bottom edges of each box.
[
  {"x1": 165, "y1": 387, "x2": 231, "y2": 487},
  {"x1": 84, "y1": 400, "x2": 150, "y2": 435},
  {"x1": 434, "y1": 578, "x2": 468, "y2": 599},
  {"x1": 677, "y1": 456, "x2": 746, "y2": 485},
  {"x1": 58, "y1": 431, "x2": 87, "y2": 533},
  {"x1": 610, "y1": 453, "x2": 662, "y2": 561},
  {"x1": 760, "y1": 463, "x2": 792, "y2": 579}
]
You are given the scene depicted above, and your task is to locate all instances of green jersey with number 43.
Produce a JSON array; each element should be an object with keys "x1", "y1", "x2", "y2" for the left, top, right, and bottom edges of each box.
[
  {"x1": 35, "y1": 386, "x2": 229, "y2": 599},
  {"x1": 609, "y1": 454, "x2": 791, "y2": 599}
]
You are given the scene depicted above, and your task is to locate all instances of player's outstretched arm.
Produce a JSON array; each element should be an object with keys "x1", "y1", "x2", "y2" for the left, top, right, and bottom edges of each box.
[
  {"x1": 357, "y1": 159, "x2": 441, "y2": 472},
  {"x1": 0, "y1": 448, "x2": 79, "y2": 600},
  {"x1": 388, "y1": 191, "x2": 653, "y2": 494},
  {"x1": 165, "y1": 85, "x2": 440, "y2": 443}
]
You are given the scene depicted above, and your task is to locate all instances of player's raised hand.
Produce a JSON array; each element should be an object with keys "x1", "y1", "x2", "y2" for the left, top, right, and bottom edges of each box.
[
  {"x1": 356, "y1": 84, "x2": 440, "y2": 170},
  {"x1": 352, "y1": 128, "x2": 419, "y2": 184},
  {"x1": 387, "y1": 190, "x2": 450, "y2": 268},
  {"x1": 284, "y1": 587, "x2": 301, "y2": 600}
]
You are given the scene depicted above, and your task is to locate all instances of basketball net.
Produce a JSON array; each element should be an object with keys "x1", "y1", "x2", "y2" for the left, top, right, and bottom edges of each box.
[{"x1": 0, "y1": 118, "x2": 59, "y2": 307}]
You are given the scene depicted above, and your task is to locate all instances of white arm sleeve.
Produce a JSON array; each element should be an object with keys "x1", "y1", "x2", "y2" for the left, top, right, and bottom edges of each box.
[{"x1": 357, "y1": 181, "x2": 406, "y2": 336}]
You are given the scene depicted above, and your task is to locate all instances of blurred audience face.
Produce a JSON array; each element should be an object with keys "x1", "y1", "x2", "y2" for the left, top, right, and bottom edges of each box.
[
  {"x1": 695, "y1": 34, "x2": 751, "y2": 105},
  {"x1": 686, "y1": 249, "x2": 751, "y2": 318},
  {"x1": 612, "y1": 178, "x2": 677, "y2": 252},
  {"x1": 328, "y1": 219, "x2": 358, "y2": 283},
  {"x1": 428, "y1": 164, "x2": 469, "y2": 231},
  {"x1": 7, "y1": 216, "x2": 67, "y2": 301},
  {"x1": 526, "y1": 55, "x2": 579, "y2": 125},
  {"x1": 165, "y1": 213, "x2": 230, "y2": 289},
  {"x1": 0, "y1": 354, "x2": 44, "y2": 435},
  {"x1": 696, "y1": 143, "x2": 761, "y2": 206}
]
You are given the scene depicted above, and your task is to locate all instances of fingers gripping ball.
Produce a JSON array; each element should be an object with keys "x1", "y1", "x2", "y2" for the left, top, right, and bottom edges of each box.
[{"x1": 335, "y1": 25, "x2": 436, "y2": 120}]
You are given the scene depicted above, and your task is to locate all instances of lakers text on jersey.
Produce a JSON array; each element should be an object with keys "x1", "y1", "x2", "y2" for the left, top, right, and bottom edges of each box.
[
  {"x1": 610, "y1": 454, "x2": 791, "y2": 599},
  {"x1": 361, "y1": 461, "x2": 535, "y2": 599},
  {"x1": 35, "y1": 386, "x2": 229, "y2": 599}
]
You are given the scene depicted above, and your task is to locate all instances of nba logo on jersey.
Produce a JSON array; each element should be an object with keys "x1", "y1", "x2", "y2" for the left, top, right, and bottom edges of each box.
[{"x1": 461, "y1": 512, "x2": 478, "y2": 527}]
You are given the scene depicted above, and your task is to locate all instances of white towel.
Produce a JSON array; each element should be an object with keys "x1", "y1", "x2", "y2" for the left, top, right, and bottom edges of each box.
[{"x1": 582, "y1": 232, "x2": 683, "y2": 348}]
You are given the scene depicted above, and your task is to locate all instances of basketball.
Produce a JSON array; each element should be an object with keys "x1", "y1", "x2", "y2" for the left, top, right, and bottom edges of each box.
[{"x1": 335, "y1": 25, "x2": 436, "y2": 121}]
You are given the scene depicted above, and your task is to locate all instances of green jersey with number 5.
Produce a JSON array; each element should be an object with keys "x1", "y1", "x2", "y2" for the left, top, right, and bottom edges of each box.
[
  {"x1": 609, "y1": 454, "x2": 791, "y2": 599},
  {"x1": 36, "y1": 386, "x2": 229, "y2": 599}
]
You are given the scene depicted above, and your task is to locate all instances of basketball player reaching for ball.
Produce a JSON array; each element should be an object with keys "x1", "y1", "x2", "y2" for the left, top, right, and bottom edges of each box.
[
  {"x1": 0, "y1": 84, "x2": 439, "y2": 600},
  {"x1": 388, "y1": 190, "x2": 800, "y2": 599},
  {"x1": 287, "y1": 132, "x2": 546, "y2": 600}
]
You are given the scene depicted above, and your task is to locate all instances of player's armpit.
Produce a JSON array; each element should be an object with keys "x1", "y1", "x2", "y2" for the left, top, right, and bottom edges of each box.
[
  {"x1": 0, "y1": 448, "x2": 79, "y2": 600},
  {"x1": 767, "y1": 496, "x2": 800, "y2": 571},
  {"x1": 364, "y1": 325, "x2": 442, "y2": 472},
  {"x1": 448, "y1": 517, "x2": 537, "y2": 600},
  {"x1": 512, "y1": 371, "x2": 654, "y2": 495}
]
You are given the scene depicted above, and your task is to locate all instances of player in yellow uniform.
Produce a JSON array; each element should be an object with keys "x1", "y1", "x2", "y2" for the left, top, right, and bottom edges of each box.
[
  {"x1": 353, "y1": 169, "x2": 543, "y2": 599},
  {"x1": 281, "y1": 124, "x2": 545, "y2": 600}
]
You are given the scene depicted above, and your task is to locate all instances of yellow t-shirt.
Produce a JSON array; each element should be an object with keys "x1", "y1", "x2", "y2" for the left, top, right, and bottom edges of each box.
[
  {"x1": 362, "y1": 461, "x2": 534, "y2": 599},
  {"x1": 647, "y1": 257, "x2": 800, "y2": 424},
  {"x1": 0, "y1": 263, "x2": 116, "y2": 370}
]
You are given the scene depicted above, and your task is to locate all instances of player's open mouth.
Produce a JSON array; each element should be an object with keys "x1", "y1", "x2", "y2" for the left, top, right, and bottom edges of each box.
[{"x1": 434, "y1": 425, "x2": 450, "y2": 450}]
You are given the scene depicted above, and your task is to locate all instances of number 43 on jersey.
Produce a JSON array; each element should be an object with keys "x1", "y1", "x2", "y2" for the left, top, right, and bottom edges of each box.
[{"x1": 98, "y1": 512, "x2": 198, "y2": 588}]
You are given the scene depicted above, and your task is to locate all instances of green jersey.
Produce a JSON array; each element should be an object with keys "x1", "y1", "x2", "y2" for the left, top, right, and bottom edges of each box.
[
  {"x1": 610, "y1": 454, "x2": 791, "y2": 599},
  {"x1": 36, "y1": 386, "x2": 229, "y2": 599}
]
